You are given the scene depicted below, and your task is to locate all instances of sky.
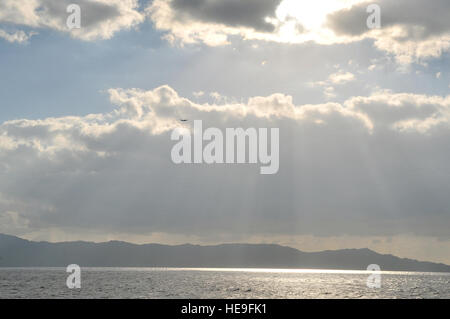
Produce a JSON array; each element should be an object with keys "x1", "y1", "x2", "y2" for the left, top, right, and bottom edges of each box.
[{"x1": 0, "y1": 0, "x2": 449, "y2": 264}]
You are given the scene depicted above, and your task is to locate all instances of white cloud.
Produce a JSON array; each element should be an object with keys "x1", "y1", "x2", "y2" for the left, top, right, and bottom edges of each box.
[
  {"x1": 371, "y1": 29, "x2": 450, "y2": 65},
  {"x1": 0, "y1": 0, "x2": 145, "y2": 41},
  {"x1": 328, "y1": 71, "x2": 356, "y2": 84},
  {"x1": 1, "y1": 86, "x2": 450, "y2": 244},
  {"x1": 192, "y1": 91, "x2": 205, "y2": 98},
  {"x1": 309, "y1": 70, "x2": 356, "y2": 98},
  {"x1": 346, "y1": 91, "x2": 450, "y2": 133},
  {"x1": 0, "y1": 29, "x2": 36, "y2": 43},
  {"x1": 323, "y1": 86, "x2": 336, "y2": 99}
]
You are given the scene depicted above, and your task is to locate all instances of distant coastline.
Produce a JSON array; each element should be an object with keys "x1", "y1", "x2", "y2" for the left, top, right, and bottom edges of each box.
[{"x1": 1, "y1": 233, "x2": 449, "y2": 272}]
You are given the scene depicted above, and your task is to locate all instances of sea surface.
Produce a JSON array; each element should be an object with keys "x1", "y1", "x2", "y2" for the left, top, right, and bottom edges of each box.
[{"x1": 0, "y1": 268, "x2": 448, "y2": 299}]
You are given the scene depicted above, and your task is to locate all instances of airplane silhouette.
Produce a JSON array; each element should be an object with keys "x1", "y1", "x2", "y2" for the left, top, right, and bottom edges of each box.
[{"x1": 180, "y1": 119, "x2": 188, "y2": 122}]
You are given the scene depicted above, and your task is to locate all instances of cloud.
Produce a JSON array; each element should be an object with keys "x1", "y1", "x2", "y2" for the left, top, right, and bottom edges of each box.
[
  {"x1": 193, "y1": 91, "x2": 205, "y2": 98},
  {"x1": 308, "y1": 70, "x2": 356, "y2": 98},
  {"x1": 326, "y1": 0, "x2": 450, "y2": 64},
  {"x1": 310, "y1": 71, "x2": 356, "y2": 87},
  {"x1": 345, "y1": 91, "x2": 450, "y2": 133},
  {"x1": 0, "y1": 0, "x2": 145, "y2": 41},
  {"x1": 2, "y1": 0, "x2": 447, "y2": 65},
  {"x1": 1, "y1": 86, "x2": 450, "y2": 243},
  {"x1": 147, "y1": 0, "x2": 285, "y2": 46},
  {"x1": 106, "y1": 86, "x2": 371, "y2": 129},
  {"x1": 170, "y1": 0, "x2": 282, "y2": 33},
  {"x1": 148, "y1": 0, "x2": 450, "y2": 64},
  {"x1": 323, "y1": 86, "x2": 336, "y2": 99},
  {"x1": 328, "y1": 0, "x2": 450, "y2": 39},
  {"x1": 328, "y1": 71, "x2": 356, "y2": 84},
  {"x1": 0, "y1": 29, "x2": 36, "y2": 43},
  {"x1": 146, "y1": 0, "x2": 366, "y2": 46}
]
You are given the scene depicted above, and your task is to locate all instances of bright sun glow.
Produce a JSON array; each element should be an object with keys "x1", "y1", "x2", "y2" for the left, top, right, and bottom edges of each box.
[{"x1": 276, "y1": 0, "x2": 365, "y2": 30}]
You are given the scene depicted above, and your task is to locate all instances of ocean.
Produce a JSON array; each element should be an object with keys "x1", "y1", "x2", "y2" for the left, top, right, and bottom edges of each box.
[{"x1": 0, "y1": 268, "x2": 448, "y2": 299}]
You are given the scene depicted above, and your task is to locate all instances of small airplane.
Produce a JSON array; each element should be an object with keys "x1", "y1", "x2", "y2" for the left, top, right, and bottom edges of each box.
[{"x1": 179, "y1": 119, "x2": 188, "y2": 122}]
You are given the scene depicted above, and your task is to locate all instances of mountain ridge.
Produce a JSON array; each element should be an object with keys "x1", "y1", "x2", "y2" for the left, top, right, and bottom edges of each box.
[{"x1": 0, "y1": 233, "x2": 449, "y2": 272}]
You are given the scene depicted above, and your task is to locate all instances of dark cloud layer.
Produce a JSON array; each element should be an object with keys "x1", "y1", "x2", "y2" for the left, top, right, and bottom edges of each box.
[
  {"x1": 327, "y1": 0, "x2": 450, "y2": 39},
  {"x1": 171, "y1": 0, "x2": 282, "y2": 32},
  {"x1": 39, "y1": 0, "x2": 121, "y2": 28}
]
